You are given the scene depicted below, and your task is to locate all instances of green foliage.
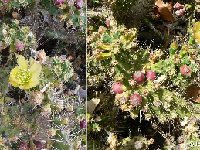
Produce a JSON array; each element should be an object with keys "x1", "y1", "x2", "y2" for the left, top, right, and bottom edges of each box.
[
  {"x1": 40, "y1": 56, "x2": 74, "y2": 88},
  {"x1": 0, "y1": 20, "x2": 36, "y2": 54},
  {"x1": 87, "y1": 10, "x2": 137, "y2": 88},
  {"x1": 151, "y1": 42, "x2": 199, "y2": 89},
  {"x1": 40, "y1": 0, "x2": 86, "y2": 30},
  {"x1": 40, "y1": 0, "x2": 59, "y2": 15},
  {"x1": 52, "y1": 130, "x2": 70, "y2": 149},
  {"x1": 88, "y1": 18, "x2": 137, "y2": 60},
  {"x1": 52, "y1": 56, "x2": 74, "y2": 82},
  {"x1": 0, "y1": 0, "x2": 34, "y2": 11}
]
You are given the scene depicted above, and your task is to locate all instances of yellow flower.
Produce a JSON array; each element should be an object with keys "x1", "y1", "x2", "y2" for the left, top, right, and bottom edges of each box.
[
  {"x1": 193, "y1": 22, "x2": 200, "y2": 32},
  {"x1": 9, "y1": 55, "x2": 42, "y2": 90},
  {"x1": 193, "y1": 22, "x2": 200, "y2": 44},
  {"x1": 194, "y1": 31, "x2": 200, "y2": 43}
]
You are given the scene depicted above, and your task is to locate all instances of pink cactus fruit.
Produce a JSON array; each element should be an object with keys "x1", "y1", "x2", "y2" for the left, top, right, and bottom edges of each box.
[
  {"x1": 74, "y1": 0, "x2": 83, "y2": 9},
  {"x1": 33, "y1": 140, "x2": 44, "y2": 150},
  {"x1": 133, "y1": 71, "x2": 145, "y2": 84},
  {"x1": 19, "y1": 142, "x2": 28, "y2": 150},
  {"x1": 175, "y1": 8, "x2": 185, "y2": 17},
  {"x1": 80, "y1": 119, "x2": 86, "y2": 129},
  {"x1": 174, "y1": 2, "x2": 184, "y2": 10},
  {"x1": 2, "y1": 0, "x2": 10, "y2": 3},
  {"x1": 180, "y1": 65, "x2": 192, "y2": 76},
  {"x1": 146, "y1": 70, "x2": 156, "y2": 81},
  {"x1": 15, "y1": 41, "x2": 25, "y2": 51},
  {"x1": 174, "y1": 2, "x2": 185, "y2": 17},
  {"x1": 112, "y1": 82, "x2": 125, "y2": 94},
  {"x1": 55, "y1": 0, "x2": 65, "y2": 5},
  {"x1": 106, "y1": 19, "x2": 110, "y2": 27},
  {"x1": 130, "y1": 93, "x2": 142, "y2": 107}
]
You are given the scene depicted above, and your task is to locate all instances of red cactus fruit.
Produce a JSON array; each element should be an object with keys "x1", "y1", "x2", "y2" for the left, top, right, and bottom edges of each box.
[
  {"x1": 174, "y1": 2, "x2": 184, "y2": 10},
  {"x1": 106, "y1": 19, "x2": 110, "y2": 27},
  {"x1": 74, "y1": 0, "x2": 83, "y2": 9},
  {"x1": 112, "y1": 82, "x2": 124, "y2": 94},
  {"x1": 130, "y1": 93, "x2": 142, "y2": 107},
  {"x1": 146, "y1": 70, "x2": 156, "y2": 81},
  {"x1": 80, "y1": 119, "x2": 86, "y2": 129},
  {"x1": 15, "y1": 41, "x2": 25, "y2": 51},
  {"x1": 2, "y1": 0, "x2": 10, "y2": 3},
  {"x1": 180, "y1": 65, "x2": 192, "y2": 76},
  {"x1": 175, "y1": 9, "x2": 185, "y2": 17},
  {"x1": 33, "y1": 140, "x2": 44, "y2": 150},
  {"x1": 133, "y1": 71, "x2": 145, "y2": 84},
  {"x1": 19, "y1": 142, "x2": 28, "y2": 150},
  {"x1": 55, "y1": 0, "x2": 65, "y2": 5}
]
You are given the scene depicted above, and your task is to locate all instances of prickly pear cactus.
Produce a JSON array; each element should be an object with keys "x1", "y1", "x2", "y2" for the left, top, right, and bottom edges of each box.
[
  {"x1": 88, "y1": 0, "x2": 200, "y2": 149},
  {"x1": 87, "y1": 10, "x2": 137, "y2": 87},
  {"x1": 114, "y1": 49, "x2": 199, "y2": 123}
]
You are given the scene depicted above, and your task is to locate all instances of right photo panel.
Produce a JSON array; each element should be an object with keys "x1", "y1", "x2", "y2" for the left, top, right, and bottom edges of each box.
[{"x1": 87, "y1": 0, "x2": 200, "y2": 149}]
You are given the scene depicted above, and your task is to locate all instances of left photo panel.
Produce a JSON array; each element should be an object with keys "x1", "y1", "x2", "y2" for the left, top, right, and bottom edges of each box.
[{"x1": 0, "y1": 0, "x2": 86, "y2": 149}]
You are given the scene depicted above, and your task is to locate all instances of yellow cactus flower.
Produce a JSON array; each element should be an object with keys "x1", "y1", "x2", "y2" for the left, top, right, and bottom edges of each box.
[
  {"x1": 193, "y1": 22, "x2": 200, "y2": 44},
  {"x1": 193, "y1": 22, "x2": 200, "y2": 32},
  {"x1": 9, "y1": 55, "x2": 42, "y2": 90},
  {"x1": 194, "y1": 31, "x2": 200, "y2": 43}
]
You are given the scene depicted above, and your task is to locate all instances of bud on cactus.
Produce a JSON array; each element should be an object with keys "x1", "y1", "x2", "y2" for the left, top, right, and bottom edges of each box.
[
  {"x1": 80, "y1": 119, "x2": 86, "y2": 129},
  {"x1": 30, "y1": 91, "x2": 44, "y2": 105},
  {"x1": 134, "y1": 141, "x2": 144, "y2": 150},
  {"x1": 41, "y1": 104, "x2": 52, "y2": 116},
  {"x1": 2, "y1": 0, "x2": 10, "y2": 3},
  {"x1": 180, "y1": 65, "x2": 192, "y2": 76},
  {"x1": 174, "y1": 2, "x2": 184, "y2": 10},
  {"x1": 169, "y1": 41, "x2": 178, "y2": 55},
  {"x1": 55, "y1": 0, "x2": 65, "y2": 5},
  {"x1": 74, "y1": 0, "x2": 83, "y2": 9},
  {"x1": 19, "y1": 142, "x2": 28, "y2": 150},
  {"x1": 37, "y1": 49, "x2": 46, "y2": 64},
  {"x1": 15, "y1": 41, "x2": 25, "y2": 51},
  {"x1": 130, "y1": 93, "x2": 142, "y2": 107},
  {"x1": 112, "y1": 82, "x2": 125, "y2": 94},
  {"x1": 33, "y1": 140, "x2": 44, "y2": 150},
  {"x1": 106, "y1": 19, "x2": 110, "y2": 27},
  {"x1": 175, "y1": 9, "x2": 185, "y2": 17},
  {"x1": 12, "y1": 12, "x2": 21, "y2": 19},
  {"x1": 133, "y1": 71, "x2": 145, "y2": 84},
  {"x1": 146, "y1": 70, "x2": 156, "y2": 81},
  {"x1": 48, "y1": 128, "x2": 57, "y2": 137}
]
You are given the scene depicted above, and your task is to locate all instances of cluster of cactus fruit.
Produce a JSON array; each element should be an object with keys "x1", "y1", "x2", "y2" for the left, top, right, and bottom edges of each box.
[
  {"x1": 88, "y1": 4, "x2": 200, "y2": 147},
  {"x1": 111, "y1": 22, "x2": 200, "y2": 122}
]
